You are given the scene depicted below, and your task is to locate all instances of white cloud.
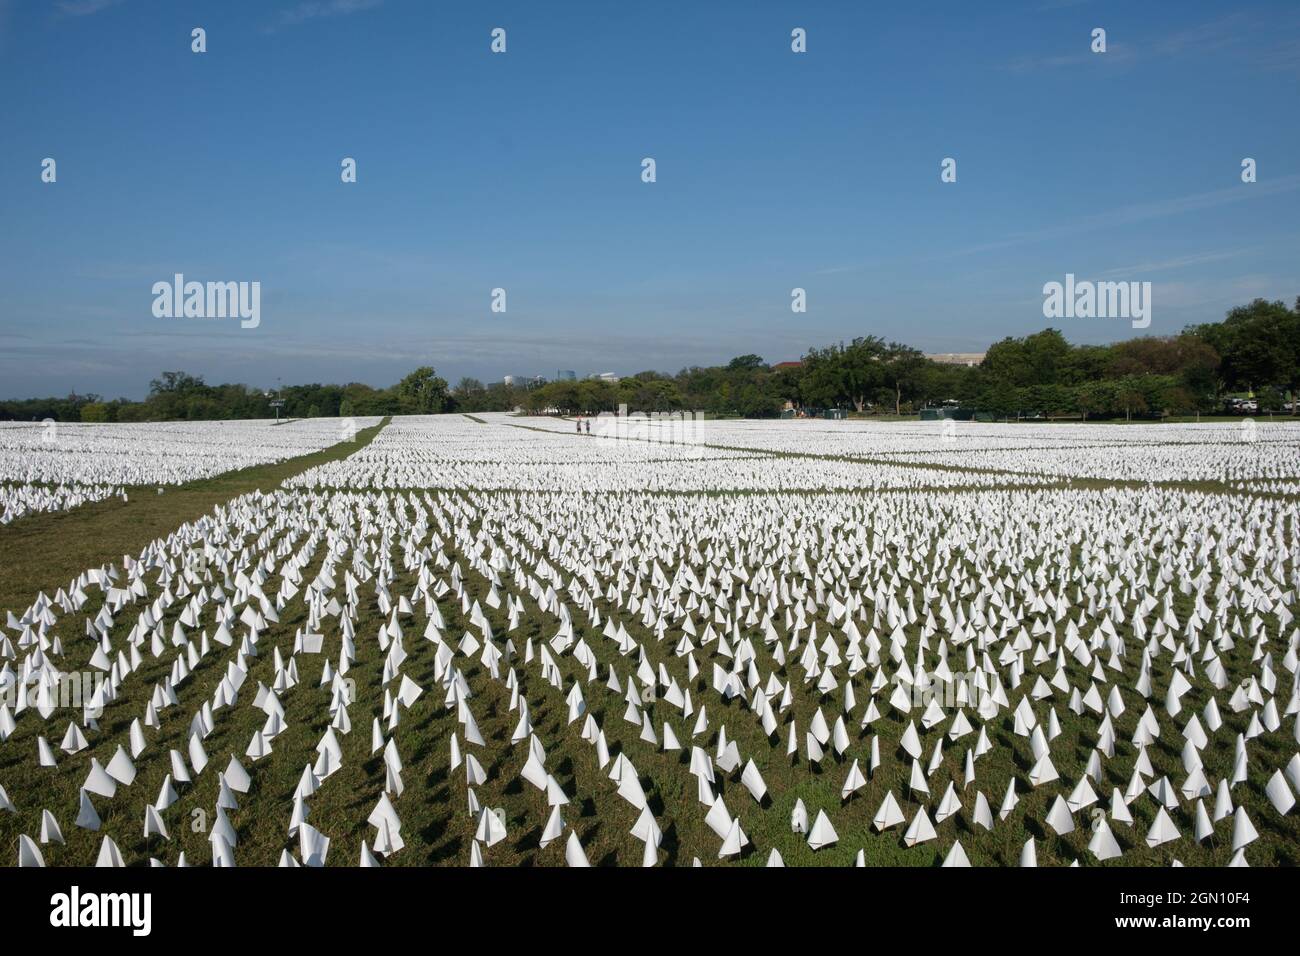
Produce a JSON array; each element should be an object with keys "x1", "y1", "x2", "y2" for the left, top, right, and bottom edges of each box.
[
  {"x1": 1099, "y1": 249, "x2": 1252, "y2": 279},
  {"x1": 274, "y1": 0, "x2": 382, "y2": 29},
  {"x1": 944, "y1": 174, "x2": 1300, "y2": 259},
  {"x1": 56, "y1": 0, "x2": 123, "y2": 16}
]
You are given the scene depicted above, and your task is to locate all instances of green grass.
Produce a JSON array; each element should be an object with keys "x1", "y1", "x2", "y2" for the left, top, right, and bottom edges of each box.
[
  {"x1": 0, "y1": 417, "x2": 1296, "y2": 867},
  {"x1": 0, "y1": 419, "x2": 388, "y2": 616}
]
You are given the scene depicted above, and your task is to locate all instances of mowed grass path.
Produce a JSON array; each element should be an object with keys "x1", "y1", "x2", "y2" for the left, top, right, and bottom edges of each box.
[{"x1": 0, "y1": 419, "x2": 389, "y2": 616}]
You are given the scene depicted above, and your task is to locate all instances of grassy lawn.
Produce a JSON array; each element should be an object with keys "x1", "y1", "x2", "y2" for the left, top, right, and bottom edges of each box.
[
  {"x1": 0, "y1": 419, "x2": 388, "y2": 619},
  {"x1": 0, "y1": 417, "x2": 1295, "y2": 867}
]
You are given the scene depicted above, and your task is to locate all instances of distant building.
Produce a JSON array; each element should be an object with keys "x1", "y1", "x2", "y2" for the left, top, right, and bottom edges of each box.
[
  {"x1": 557, "y1": 370, "x2": 576, "y2": 381},
  {"x1": 503, "y1": 375, "x2": 515, "y2": 386},
  {"x1": 772, "y1": 361, "x2": 803, "y2": 371},
  {"x1": 925, "y1": 353, "x2": 985, "y2": 367},
  {"x1": 593, "y1": 371, "x2": 620, "y2": 383}
]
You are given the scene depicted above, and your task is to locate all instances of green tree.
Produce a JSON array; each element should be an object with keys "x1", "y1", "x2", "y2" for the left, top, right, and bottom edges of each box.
[
  {"x1": 149, "y1": 371, "x2": 205, "y2": 394},
  {"x1": 982, "y1": 337, "x2": 1029, "y2": 387},
  {"x1": 842, "y1": 337, "x2": 886, "y2": 412},
  {"x1": 1021, "y1": 328, "x2": 1071, "y2": 386},
  {"x1": 799, "y1": 344, "x2": 848, "y2": 410},
  {"x1": 1115, "y1": 377, "x2": 1150, "y2": 421},
  {"x1": 984, "y1": 380, "x2": 1021, "y2": 419},
  {"x1": 1076, "y1": 380, "x2": 1117, "y2": 420},
  {"x1": 1190, "y1": 298, "x2": 1299, "y2": 397},
  {"x1": 1255, "y1": 385, "x2": 1284, "y2": 412},
  {"x1": 394, "y1": 367, "x2": 450, "y2": 414},
  {"x1": 735, "y1": 384, "x2": 781, "y2": 418},
  {"x1": 880, "y1": 342, "x2": 927, "y2": 415}
]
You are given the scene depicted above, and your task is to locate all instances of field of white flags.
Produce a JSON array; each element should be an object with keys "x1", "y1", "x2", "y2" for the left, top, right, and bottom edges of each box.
[
  {"x1": 1, "y1": 412, "x2": 1298, "y2": 867},
  {"x1": 1, "y1": 482, "x2": 122, "y2": 526},
  {"x1": 0, "y1": 418, "x2": 380, "y2": 527},
  {"x1": 0, "y1": 418, "x2": 382, "y2": 488}
]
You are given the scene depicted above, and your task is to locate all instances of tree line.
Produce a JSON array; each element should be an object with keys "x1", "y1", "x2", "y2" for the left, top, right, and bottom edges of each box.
[
  {"x1": 0, "y1": 368, "x2": 455, "y2": 423},
  {"x1": 477, "y1": 296, "x2": 1300, "y2": 420},
  {"x1": 3, "y1": 296, "x2": 1296, "y2": 423}
]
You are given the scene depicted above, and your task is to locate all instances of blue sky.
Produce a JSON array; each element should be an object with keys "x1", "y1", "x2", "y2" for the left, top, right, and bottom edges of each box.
[{"x1": 1, "y1": 0, "x2": 1298, "y2": 399}]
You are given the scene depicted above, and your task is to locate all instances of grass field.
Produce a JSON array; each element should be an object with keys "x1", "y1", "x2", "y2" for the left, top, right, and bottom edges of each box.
[{"x1": 0, "y1": 413, "x2": 1297, "y2": 867}]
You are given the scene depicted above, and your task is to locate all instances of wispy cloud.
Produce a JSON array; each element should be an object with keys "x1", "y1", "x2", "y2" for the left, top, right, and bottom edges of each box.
[
  {"x1": 943, "y1": 174, "x2": 1300, "y2": 258},
  {"x1": 1034, "y1": 0, "x2": 1092, "y2": 10},
  {"x1": 1006, "y1": 12, "x2": 1300, "y2": 75},
  {"x1": 56, "y1": 0, "x2": 123, "y2": 16},
  {"x1": 271, "y1": 0, "x2": 382, "y2": 30},
  {"x1": 1099, "y1": 248, "x2": 1253, "y2": 279},
  {"x1": 1256, "y1": 35, "x2": 1300, "y2": 73},
  {"x1": 1148, "y1": 273, "x2": 1300, "y2": 311},
  {"x1": 1154, "y1": 15, "x2": 1248, "y2": 57},
  {"x1": 1003, "y1": 43, "x2": 1136, "y2": 74}
]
